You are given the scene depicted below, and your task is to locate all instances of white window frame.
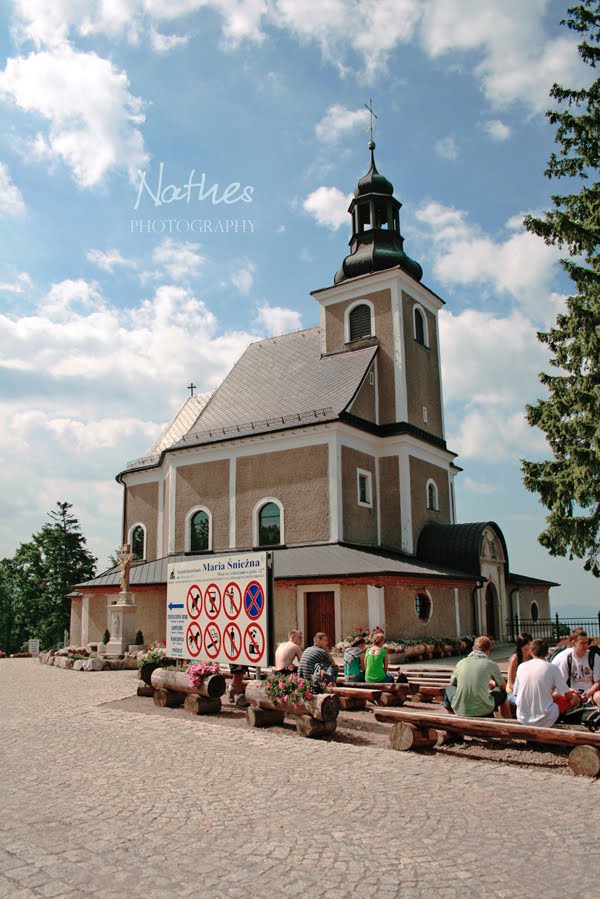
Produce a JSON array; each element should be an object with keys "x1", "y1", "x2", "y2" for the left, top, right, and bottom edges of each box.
[
  {"x1": 426, "y1": 478, "x2": 439, "y2": 512},
  {"x1": 253, "y1": 497, "x2": 285, "y2": 547},
  {"x1": 357, "y1": 468, "x2": 373, "y2": 508},
  {"x1": 344, "y1": 299, "x2": 375, "y2": 343},
  {"x1": 412, "y1": 303, "x2": 429, "y2": 348},
  {"x1": 128, "y1": 522, "x2": 146, "y2": 560},
  {"x1": 185, "y1": 505, "x2": 213, "y2": 553}
]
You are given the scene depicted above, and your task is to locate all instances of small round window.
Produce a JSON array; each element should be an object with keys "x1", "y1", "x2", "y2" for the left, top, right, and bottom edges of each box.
[{"x1": 415, "y1": 592, "x2": 432, "y2": 622}]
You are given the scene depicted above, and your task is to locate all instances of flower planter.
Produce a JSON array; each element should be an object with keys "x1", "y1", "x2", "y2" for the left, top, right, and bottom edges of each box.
[{"x1": 386, "y1": 652, "x2": 406, "y2": 665}]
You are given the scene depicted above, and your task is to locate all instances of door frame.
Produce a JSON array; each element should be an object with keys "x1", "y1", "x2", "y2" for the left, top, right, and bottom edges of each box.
[{"x1": 296, "y1": 584, "x2": 342, "y2": 646}]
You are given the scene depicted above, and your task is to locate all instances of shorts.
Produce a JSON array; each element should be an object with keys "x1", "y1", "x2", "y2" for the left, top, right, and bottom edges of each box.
[
  {"x1": 555, "y1": 693, "x2": 572, "y2": 715},
  {"x1": 229, "y1": 665, "x2": 249, "y2": 674}
]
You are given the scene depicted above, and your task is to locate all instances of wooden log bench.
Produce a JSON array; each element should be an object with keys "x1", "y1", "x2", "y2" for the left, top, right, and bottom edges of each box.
[
  {"x1": 374, "y1": 707, "x2": 600, "y2": 777},
  {"x1": 150, "y1": 668, "x2": 226, "y2": 715},
  {"x1": 245, "y1": 681, "x2": 339, "y2": 737},
  {"x1": 329, "y1": 686, "x2": 382, "y2": 710},
  {"x1": 337, "y1": 682, "x2": 413, "y2": 707}
]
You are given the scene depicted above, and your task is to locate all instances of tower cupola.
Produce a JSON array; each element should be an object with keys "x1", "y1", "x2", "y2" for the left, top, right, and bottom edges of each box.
[{"x1": 334, "y1": 141, "x2": 423, "y2": 285}]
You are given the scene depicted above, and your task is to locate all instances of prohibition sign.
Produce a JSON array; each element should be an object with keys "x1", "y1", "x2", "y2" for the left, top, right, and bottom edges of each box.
[
  {"x1": 204, "y1": 583, "x2": 222, "y2": 619},
  {"x1": 186, "y1": 621, "x2": 202, "y2": 658},
  {"x1": 244, "y1": 581, "x2": 264, "y2": 620},
  {"x1": 204, "y1": 622, "x2": 222, "y2": 659},
  {"x1": 223, "y1": 622, "x2": 242, "y2": 662},
  {"x1": 223, "y1": 582, "x2": 242, "y2": 620},
  {"x1": 244, "y1": 622, "x2": 265, "y2": 663},
  {"x1": 186, "y1": 584, "x2": 202, "y2": 619}
]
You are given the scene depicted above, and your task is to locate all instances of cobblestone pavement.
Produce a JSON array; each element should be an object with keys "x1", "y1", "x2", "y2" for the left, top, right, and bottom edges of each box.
[{"x1": 0, "y1": 660, "x2": 597, "y2": 899}]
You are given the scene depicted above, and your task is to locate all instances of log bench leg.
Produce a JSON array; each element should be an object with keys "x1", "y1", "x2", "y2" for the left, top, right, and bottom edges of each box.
[
  {"x1": 153, "y1": 688, "x2": 186, "y2": 708},
  {"x1": 378, "y1": 693, "x2": 405, "y2": 707},
  {"x1": 246, "y1": 707, "x2": 285, "y2": 728},
  {"x1": 389, "y1": 722, "x2": 439, "y2": 751},
  {"x1": 136, "y1": 679, "x2": 154, "y2": 698},
  {"x1": 183, "y1": 695, "x2": 222, "y2": 715},
  {"x1": 568, "y1": 745, "x2": 600, "y2": 777},
  {"x1": 338, "y1": 696, "x2": 367, "y2": 711},
  {"x1": 296, "y1": 715, "x2": 337, "y2": 738}
]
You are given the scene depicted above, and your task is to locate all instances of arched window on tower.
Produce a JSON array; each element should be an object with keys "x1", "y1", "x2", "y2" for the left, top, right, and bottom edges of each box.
[
  {"x1": 426, "y1": 479, "x2": 438, "y2": 512},
  {"x1": 414, "y1": 307, "x2": 425, "y2": 344},
  {"x1": 258, "y1": 501, "x2": 282, "y2": 546},
  {"x1": 190, "y1": 510, "x2": 210, "y2": 552},
  {"x1": 349, "y1": 303, "x2": 372, "y2": 341},
  {"x1": 131, "y1": 525, "x2": 145, "y2": 560}
]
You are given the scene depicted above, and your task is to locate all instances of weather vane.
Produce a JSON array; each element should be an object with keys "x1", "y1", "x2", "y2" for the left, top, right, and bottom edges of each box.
[{"x1": 364, "y1": 98, "x2": 377, "y2": 142}]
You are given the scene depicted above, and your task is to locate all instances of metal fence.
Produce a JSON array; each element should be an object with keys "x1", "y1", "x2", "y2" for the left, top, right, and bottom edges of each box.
[{"x1": 505, "y1": 613, "x2": 600, "y2": 643}]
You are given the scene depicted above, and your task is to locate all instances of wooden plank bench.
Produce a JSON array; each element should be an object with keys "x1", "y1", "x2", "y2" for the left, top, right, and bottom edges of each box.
[
  {"x1": 374, "y1": 707, "x2": 600, "y2": 776},
  {"x1": 329, "y1": 686, "x2": 382, "y2": 709}
]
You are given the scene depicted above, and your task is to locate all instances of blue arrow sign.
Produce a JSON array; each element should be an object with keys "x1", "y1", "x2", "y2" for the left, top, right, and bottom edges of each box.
[{"x1": 168, "y1": 602, "x2": 184, "y2": 610}]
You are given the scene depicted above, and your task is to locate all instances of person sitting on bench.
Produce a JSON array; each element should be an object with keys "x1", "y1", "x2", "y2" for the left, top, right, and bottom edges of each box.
[
  {"x1": 444, "y1": 635, "x2": 511, "y2": 718},
  {"x1": 343, "y1": 636, "x2": 367, "y2": 683},
  {"x1": 513, "y1": 638, "x2": 580, "y2": 727},
  {"x1": 365, "y1": 633, "x2": 395, "y2": 683},
  {"x1": 297, "y1": 632, "x2": 338, "y2": 683},
  {"x1": 551, "y1": 628, "x2": 600, "y2": 708},
  {"x1": 273, "y1": 630, "x2": 303, "y2": 674}
]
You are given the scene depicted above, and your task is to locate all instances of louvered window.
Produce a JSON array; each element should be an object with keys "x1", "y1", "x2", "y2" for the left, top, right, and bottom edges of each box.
[{"x1": 349, "y1": 304, "x2": 372, "y2": 341}]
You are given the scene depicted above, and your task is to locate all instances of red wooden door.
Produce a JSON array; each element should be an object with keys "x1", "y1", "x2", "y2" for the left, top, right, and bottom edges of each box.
[{"x1": 306, "y1": 591, "x2": 335, "y2": 648}]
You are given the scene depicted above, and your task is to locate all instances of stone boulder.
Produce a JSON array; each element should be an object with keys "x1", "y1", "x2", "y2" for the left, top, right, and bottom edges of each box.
[
  {"x1": 73, "y1": 660, "x2": 86, "y2": 671},
  {"x1": 82, "y1": 657, "x2": 103, "y2": 672}
]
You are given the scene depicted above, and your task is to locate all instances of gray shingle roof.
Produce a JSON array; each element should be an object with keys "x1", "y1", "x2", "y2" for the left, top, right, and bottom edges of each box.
[
  {"x1": 417, "y1": 522, "x2": 509, "y2": 576},
  {"x1": 170, "y1": 328, "x2": 377, "y2": 450},
  {"x1": 77, "y1": 543, "x2": 478, "y2": 589}
]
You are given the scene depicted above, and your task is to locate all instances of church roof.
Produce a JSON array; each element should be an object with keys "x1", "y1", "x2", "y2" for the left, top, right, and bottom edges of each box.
[
  {"x1": 77, "y1": 542, "x2": 480, "y2": 589},
  {"x1": 144, "y1": 392, "x2": 213, "y2": 456},
  {"x1": 123, "y1": 328, "x2": 377, "y2": 471}
]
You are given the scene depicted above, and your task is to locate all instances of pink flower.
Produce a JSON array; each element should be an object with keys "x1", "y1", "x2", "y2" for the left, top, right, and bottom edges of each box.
[
  {"x1": 305, "y1": 691, "x2": 312, "y2": 700},
  {"x1": 278, "y1": 680, "x2": 285, "y2": 689},
  {"x1": 298, "y1": 679, "x2": 304, "y2": 687}
]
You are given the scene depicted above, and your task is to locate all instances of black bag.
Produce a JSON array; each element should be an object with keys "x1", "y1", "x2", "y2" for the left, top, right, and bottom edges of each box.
[{"x1": 560, "y1": 705, "x2": 600, "y2": 731}]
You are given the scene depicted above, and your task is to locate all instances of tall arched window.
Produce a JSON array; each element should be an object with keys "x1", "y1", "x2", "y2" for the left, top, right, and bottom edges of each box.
[
  {"x1": 190, "y1": 510, "x2": 209, "y2": 552},
  {"x1": 131, "y1": 525, "x2": 145, "y2": 560},
  {"x1": 414, "y1": 307, "x2": 425, "y2": 344},
  {"x1": 415, "y1": 592, "x2": 432, "y2": 622},
  {"x1": 426, "y1": 479, "x2": 438, "y2": 511},
  {"x1": 349, "y1": 303, "x2": 372, "y2": 341},
  {"x1": 258, "y1": 502, "x2": 281, "y2": 546}
]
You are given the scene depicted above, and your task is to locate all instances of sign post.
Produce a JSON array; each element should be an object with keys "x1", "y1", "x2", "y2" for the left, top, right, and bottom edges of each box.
[{"x1": 166, "y1": 552, "x2": 270, "y2": 666}]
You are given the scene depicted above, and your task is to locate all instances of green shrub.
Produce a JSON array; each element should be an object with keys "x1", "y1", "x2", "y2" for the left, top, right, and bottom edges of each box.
[
  {"x1": 102, "y1": 629, "x2": 110, "y2": 645},
  {"x1": 134, "y1": 630, "x2": 144, "y2": 645}
]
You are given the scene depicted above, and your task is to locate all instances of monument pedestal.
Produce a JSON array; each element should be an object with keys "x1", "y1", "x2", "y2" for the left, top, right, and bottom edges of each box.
[{"x1": 106, "y1": 592, "x2": 136, "y2": 654}]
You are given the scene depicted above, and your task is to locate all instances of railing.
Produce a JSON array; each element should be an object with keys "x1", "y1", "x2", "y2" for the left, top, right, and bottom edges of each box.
[{"x1": 505, "y1": 612, "x2": 600, "y2": 643}]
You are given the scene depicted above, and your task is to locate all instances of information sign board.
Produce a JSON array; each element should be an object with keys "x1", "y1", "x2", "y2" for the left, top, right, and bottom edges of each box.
[{"x1": 166, "y1": 552, "x2": 269, "y2": 665}]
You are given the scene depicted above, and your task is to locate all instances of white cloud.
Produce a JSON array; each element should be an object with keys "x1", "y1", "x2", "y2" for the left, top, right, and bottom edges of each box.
[
  {"x1": 0, "y1": 45, "x2": 147, "y2": 187},
  {"x1": 152, "y1": 238, "x2": 205, "y2": 281},
  {"x1": 0, "y1": 271, "x2": 32, "y2": 293},
  {"x1": 462, "y1": 476, "x2": 497, "y2": 495},
  {"x1": 483, "y1": 119, "x2": 511, "y2": 141},
  {"x1": 255, "y1": 303, "x2": 302, "y2": 336},
  {"x1": 303, "y1": 186, "x2": 351, "y2": 231},
  {"x1": 415, "y1": 201, "x2": 563, "y2": 325},
  {"x1": 86, "y1": 248, "x2": 136, "y2": 273},
  {"x1": 434, "y1": 136, "x2": 459, "y2": 160},
  {"x1": 315, "y1": 104, "x2": 370, "y2": 143},
  {"x1": 149, "y1": 28, "x2": 190, "y2": 53},
  {"x1": 440, "y1": 307, "x2": 549, "y2": 461},
  {"x1": 0, "y1": 162, "x2": 26, "y2": 216},
  {"x1": 231, "y1": 261, "x2": 255, "y2": 295},
  {"x1": 420, "y1": 0, "x2": 588, "y2": 112}
]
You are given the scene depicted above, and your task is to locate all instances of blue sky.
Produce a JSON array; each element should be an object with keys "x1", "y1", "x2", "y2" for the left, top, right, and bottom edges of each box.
[{"x1": 0, "y1": 0, "x2": 597, "y2": 617}]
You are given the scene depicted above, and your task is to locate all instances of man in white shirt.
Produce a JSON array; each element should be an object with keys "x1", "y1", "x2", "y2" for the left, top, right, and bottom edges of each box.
[
  {"x1": 552, "y1": 629, "x2": 600, "y2": 707},
  {"x1": 514, "y1": 639, "x2": 580, "y2": 728}
]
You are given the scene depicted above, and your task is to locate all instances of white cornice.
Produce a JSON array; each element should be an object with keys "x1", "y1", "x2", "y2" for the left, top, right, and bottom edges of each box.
[{"x1": 311, "y1": 266, "x2": 445, "y2": 312}]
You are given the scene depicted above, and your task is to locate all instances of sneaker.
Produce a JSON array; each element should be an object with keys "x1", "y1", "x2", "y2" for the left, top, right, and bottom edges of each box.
[
  {"x1": 584, "y1": 708, "x2": 600, "y2": 732},
  {"x1": 228, "y1": 686, "x2": 235, "y2": 704},
  {"x1": 235, "y1": 694, "x2": 250, "y2": 709}
]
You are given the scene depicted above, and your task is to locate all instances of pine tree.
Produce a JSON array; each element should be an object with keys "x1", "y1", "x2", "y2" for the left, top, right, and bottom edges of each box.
[
  {"x1": 8, "y1": 502, "x2": 96, "y2": 648},
  {"x1": 522, "y1": 2, "x2": 600, "y2": 576}
]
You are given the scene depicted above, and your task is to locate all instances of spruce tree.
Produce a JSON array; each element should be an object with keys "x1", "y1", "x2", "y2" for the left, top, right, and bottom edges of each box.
[{"x1": 522, "y1": 2, "x2": 600, "y2": 575}]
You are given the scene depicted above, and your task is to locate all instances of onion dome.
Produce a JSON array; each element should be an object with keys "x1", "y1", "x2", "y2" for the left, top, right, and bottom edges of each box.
[{"x1": 335, "y1": 141, "x2": 423, "y2": 285}]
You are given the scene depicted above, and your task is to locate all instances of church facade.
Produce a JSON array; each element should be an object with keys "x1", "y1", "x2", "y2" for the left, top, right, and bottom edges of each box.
[{"x1": 71, "y1": 143, "x2": 554, "y2": 650}]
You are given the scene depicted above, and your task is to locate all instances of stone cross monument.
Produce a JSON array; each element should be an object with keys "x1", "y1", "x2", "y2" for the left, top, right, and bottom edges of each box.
[{"x1": 106, "y1": 543, "x2": 137, "y2": 654}]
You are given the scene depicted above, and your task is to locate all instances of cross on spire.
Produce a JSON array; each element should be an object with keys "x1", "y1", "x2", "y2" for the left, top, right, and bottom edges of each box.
[
  {"x1": 364, "y1": 98, "x2": 377, "y2": 142},
  {"x1": 187, "y1": 381, "x2": 197, "y2": 397}
]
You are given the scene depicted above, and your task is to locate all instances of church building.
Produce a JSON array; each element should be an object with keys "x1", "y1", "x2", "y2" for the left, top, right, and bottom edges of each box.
[{"x1": 71, "y1": 142, "x2": 555, "y2": 650}]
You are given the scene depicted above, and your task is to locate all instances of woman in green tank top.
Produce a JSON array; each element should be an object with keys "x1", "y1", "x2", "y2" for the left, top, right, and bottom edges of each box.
[{"x1": 365, "y1": 633, "x2": 394, "y2": 683}]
